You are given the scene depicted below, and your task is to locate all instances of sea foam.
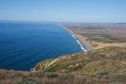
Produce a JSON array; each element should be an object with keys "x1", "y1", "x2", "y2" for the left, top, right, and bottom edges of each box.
[{"x1": 59, "y1": 24, "x2": 87, "y2": 52}]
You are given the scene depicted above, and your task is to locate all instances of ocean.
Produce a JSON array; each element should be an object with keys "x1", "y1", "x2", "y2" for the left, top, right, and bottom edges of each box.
[{"x1": 0, "y1": 22, "x2": 86, "y2": 71}]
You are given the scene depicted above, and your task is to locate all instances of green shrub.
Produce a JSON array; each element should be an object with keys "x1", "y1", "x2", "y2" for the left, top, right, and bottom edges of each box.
[
  {"x1": 110, "y1": 81, "x2": 122, "y2": 84},
  {"x1": 60, "y1": 73, "x2": 75, "y2": 79},
  {"x1": 0, "y1": 74, "x2": 5, "y2": 79},
  {"x1": 109, "y1": 73, "x2": 126, "y2": 78},
  {"x1": 14, "y1": 78, "x2": 41, "y2": 84},
  {"x1": 45, "y1": 72, "x2": 58, "y2": 78},
  {"x1": 29, "y1": 72, "x2": 44, "y2": 77},
  {"x1": 96, "y1": 71, "x2": 109, "y2": 78},
  {"x1": 13, "y1": 73, "x2": 25, "y2": 78}
]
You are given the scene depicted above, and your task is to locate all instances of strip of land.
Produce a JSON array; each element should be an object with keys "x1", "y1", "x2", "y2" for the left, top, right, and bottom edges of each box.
[
  {"x1": 72, "y1": 33, "x2": 93, "y2": 51},
  {"x1": 63, "y1": 26, "x2": 93, "y2": 51},
  {"x1": 64, "y1": 23, "x2": 126, "y2": 50}
]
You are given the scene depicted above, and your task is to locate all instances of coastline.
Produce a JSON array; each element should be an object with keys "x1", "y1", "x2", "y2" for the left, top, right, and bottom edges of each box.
[
  {"x1": 74, "y1": 34, "x2": 94, "y2": 51},
  {"x1": 59, "y1": 24, "x2": 93, "y2": 52}
]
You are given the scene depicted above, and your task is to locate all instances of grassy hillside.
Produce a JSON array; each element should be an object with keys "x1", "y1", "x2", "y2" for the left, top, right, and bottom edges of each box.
[
  {"x1": 1, "y1": 46, "x2": 126, "y2": 84},
  {"x1": 33, "y1": 47, "x2": 126, "y2": 76}
]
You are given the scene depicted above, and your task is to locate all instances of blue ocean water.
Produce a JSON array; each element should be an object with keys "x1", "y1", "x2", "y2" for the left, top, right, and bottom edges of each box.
[{"x1": 0, "y1": 22, "x2": 84, "y2": 71}]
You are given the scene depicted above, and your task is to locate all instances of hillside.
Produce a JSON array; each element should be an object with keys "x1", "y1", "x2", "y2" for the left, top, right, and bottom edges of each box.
[
  {"x1": 1, "y1": 46, "x2": 126, "y2": 84},
  {"x1": 32, "y1": 47, "x2": 126, "y2": 75}
]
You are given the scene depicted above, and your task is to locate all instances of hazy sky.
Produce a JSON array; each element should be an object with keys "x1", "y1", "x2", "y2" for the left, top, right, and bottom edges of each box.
[{"x1": 0, "y1": 0, "x2": 126, "y2": 23}]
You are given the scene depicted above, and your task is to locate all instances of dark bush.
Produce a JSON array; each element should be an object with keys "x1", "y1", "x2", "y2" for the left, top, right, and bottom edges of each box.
[
  {"x1": 14, "y1": 78, "x2": 41, "y2": 84},
  {"x1": 96, "y1": 71, "x2": 109, "y2": 78},
  {"x1": 29, "y1": 72, "x2": 44, "y2": 77},
  {"x1": 60, "y1": 73, "x2": 75, "y2": 79},
  {"x1": 45, "y1": 72, "x2": 58, "y2": 78}
]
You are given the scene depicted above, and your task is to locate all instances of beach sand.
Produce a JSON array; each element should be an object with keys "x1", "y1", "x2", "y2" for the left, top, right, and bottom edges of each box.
[
  {"x1": 64, "y1": 26, "x2": 94, "y2": 52},
  {"x1": 74, "y1": 34, "x2": 94, "y2": 51},
  {"x1": 64, "y1": 25, "x2": 126, "y2": 51}
]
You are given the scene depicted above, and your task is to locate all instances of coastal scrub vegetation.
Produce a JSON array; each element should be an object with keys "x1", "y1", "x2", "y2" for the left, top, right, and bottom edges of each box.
[
  {"x1": 0, "y1": 46, "x2": 126, "y2": 84},
  {"x1": 78, "y1": 33, "x2": 125, "y2": 43},
  {"x1": 1, "y1": 69, "x2": 126, "y2": 84},
  {"x1": 33, "y1": 47, "x2": 126, "y2": 75}
]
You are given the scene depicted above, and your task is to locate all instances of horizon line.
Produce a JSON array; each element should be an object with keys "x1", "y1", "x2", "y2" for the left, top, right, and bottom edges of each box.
[{"x1": 0, "y1": 20, "x2": 126, "y2": 24}]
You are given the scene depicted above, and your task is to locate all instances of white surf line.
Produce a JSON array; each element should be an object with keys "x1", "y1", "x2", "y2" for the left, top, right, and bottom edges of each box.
[
  {"x1": 58, "y1": 24, "x2": 87, "y2": 52},
  {"x1": 76, "y1": 40, "x2": 87, "y2": 52}
]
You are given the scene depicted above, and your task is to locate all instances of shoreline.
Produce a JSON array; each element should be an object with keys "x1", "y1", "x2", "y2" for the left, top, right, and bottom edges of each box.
[
  {"x1": 74, "y1": 33, "x2": 94, "y2": 51},
  {"x1": 59, "y1": 24, "x2": 93, "y2": 52}
]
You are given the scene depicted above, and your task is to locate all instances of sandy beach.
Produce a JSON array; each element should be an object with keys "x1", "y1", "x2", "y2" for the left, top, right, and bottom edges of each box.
[
  {"x1": 64, "y1": 26, "x2": 93, "y2": 52},
  {"x1": 74, "y1": 34, "x2": 94, "y2": 51}
]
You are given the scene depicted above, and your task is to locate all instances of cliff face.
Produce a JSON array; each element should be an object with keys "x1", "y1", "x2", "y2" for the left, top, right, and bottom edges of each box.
[{"x1": 32, "y1": 46, "x2": 126, "y2": 75}]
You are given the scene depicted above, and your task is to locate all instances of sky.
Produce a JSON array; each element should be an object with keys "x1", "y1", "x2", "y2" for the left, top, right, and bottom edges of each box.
[{"x1": 0, "y1": 0, "x2": 126, "y2": 23}]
